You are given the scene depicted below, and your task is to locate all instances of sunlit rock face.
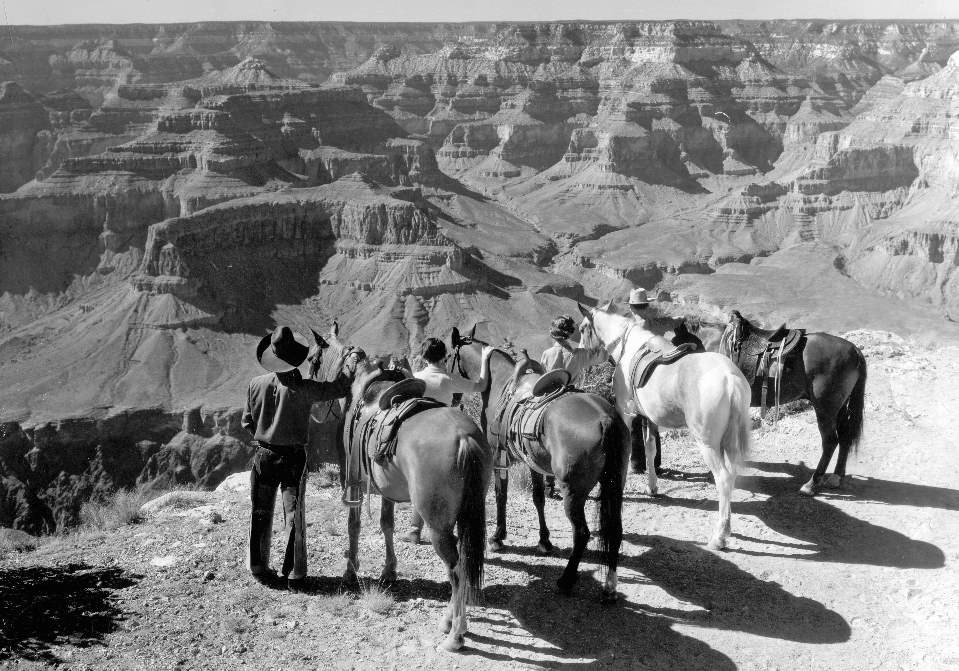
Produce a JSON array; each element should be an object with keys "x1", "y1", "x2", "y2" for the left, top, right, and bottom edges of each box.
[{"x1": 2, "y1": 19, "x2": 959, "y2": 532}]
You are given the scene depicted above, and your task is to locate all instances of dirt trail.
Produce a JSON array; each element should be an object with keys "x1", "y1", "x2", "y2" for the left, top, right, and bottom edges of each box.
[{"x1": 2, "y1": 331, "x2": 957, "y2": 670}]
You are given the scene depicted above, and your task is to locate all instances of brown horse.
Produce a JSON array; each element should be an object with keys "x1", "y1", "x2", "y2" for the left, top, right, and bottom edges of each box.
[
  {"x1": 338, "y1": 360, "x2": 493, "y2": 652},
  {"x1": 450, "y1": 327, "x2": 629, "y2": 603},
  {"x1": 719, "y1": 310, "x2": 867, "y2": 496}
]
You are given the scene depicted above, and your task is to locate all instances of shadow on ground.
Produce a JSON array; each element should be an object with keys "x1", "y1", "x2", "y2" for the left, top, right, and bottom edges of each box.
[
  {"x1": 748, "y1": 460, "x2": 959, "y2": 511},
  {"x1": 621, "y1": 534, "x2": 850, "y2": 643},
  {"x1": 0, "y1": 563, "x2": 140, "y2": 662},
  {"x1": 627, "y1": 461, "x2": 946, "y2": 569}
]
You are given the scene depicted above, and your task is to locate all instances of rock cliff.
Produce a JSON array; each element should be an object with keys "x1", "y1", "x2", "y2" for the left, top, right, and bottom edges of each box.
[{"x1": 2, "y1": 19, "x2": 959, "y2": 532}]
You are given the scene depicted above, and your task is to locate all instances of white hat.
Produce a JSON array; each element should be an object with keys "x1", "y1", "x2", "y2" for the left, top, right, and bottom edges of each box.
[{"x1": 628, "y1": 288, "x2": 651, "y2": 307}]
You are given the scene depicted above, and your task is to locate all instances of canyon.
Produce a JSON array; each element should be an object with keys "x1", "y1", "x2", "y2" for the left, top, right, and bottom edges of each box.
[{"x1": 2, "y1": 19, "x2": 959, "y2": 531}]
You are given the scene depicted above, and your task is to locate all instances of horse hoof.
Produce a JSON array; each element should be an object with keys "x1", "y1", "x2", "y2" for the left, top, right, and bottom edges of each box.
[
  {"x1": 487, "y1": 539, "x2": 505, "y2": 553},
  {"x1": 536, "y1": 540, "x2": 554, "y2": 556},
  {"x1": 341, "y1": 570, "x2": 359, "y2": 590},
  {"x1": 824, "y1": 474, "x2": 843, "y2": 489},
  {"x1": 799, "y1": 482, "x2": 818, "y2": 497},
  {"x1": 600, "y1": 590, "x2": 618, "y2": 605},
  {"x1": 707, "y1": 538, "x2": 726, "y2": 552},
  {"x1": 379, "y1": 570, "x2": 397, "y2": 585},
  {"x1": 438, "y1": 635, "x2": 465, "y2": 652}
]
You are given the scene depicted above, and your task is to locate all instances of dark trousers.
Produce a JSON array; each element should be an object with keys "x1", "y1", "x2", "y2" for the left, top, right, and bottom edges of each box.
[{"x1": 248, "y1": 445, "x2": 307, "y2": 580}]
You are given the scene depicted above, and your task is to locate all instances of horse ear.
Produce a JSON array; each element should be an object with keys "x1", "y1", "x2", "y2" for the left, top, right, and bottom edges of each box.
[
  {"x1": 451, "y1": 327, "x2": 461, "y2": 346},
  {"x1": 468, "y1": 324, "x2": 476, "y2": 339},
  {"x1": 577, "y1": 303, "x2": 592, "y2": 320},
  {"x1": 599, "y1": 299, "x2": 614, "y2": 312}
]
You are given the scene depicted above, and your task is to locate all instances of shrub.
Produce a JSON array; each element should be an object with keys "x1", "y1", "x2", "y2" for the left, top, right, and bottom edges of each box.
[
  {"x1": 79, "y1": 488, "x2": 149, "y2": 531},
  {"x1": 357, "y1": 580, "x2": 394, "y2": 615}
]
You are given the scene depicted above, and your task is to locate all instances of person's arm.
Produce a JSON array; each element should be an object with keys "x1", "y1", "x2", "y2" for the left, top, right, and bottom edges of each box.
[
  {"x1": 450, "y1": 345, "x2": 494, "y2": 394},
  {"x1": 302, "y1": 348, "x2": 354, "y2": 401},
  {"x1": 241, "y1": 382, "x2": 256, "y2": 436}
]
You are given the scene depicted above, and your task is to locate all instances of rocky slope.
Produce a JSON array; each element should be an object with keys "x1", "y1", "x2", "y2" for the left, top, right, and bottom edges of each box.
[
  {"x1": 2, "y1": 331, "x2": 959, "y2": 669},
  {"x1": 2, "y1": 20, "x2": 959, "y2": 533}
]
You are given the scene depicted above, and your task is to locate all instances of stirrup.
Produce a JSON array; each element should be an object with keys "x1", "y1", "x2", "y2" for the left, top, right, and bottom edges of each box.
[{"x1": 341, "y1": 480, "x2": 364, "y2": 508}]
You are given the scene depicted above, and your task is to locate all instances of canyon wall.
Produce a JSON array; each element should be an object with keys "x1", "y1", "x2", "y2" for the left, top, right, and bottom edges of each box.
[{"x1": 2, "y1": 19, "x2": 959, "y2": 532}]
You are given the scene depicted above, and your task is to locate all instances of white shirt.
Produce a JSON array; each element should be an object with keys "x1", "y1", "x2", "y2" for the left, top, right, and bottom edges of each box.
[{"x1": 413, "y1": 364, "x2": 484, "y2": 406}]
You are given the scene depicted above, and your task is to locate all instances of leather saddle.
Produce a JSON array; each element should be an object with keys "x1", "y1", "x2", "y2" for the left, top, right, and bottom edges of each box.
[
  {"x1": 628, "y1": 335, "x2": 699, "y2": 389},
  {"x1": 491, "y1": 354, "x2": 575, "y2": 476},
  {"x1": 342, "y1": 369, "x2": 444, "y2": 505},
  {"x1": 723, "y1": 310, "x2": 805, "y2": 383}
]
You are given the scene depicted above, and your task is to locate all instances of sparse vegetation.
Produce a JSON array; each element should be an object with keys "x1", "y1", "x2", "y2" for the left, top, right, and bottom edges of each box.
[
  {"x1": 357, "y1": 579, "x2": 394, "y2": 615},
  {"x1": 79, "y1": 489, "x2": 150, "y2": 531}
]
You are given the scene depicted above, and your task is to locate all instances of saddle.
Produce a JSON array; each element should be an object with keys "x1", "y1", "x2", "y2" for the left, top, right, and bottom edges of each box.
[
  {"x1": 342, "y1": 370, "x2": 445, "y2": 506},
  {"x1": 627, "y1": 335, "x2": 699, "y2": 389},
  {"x1": 721, "y1": 310, "x2": 806, "y2": 419},
  {"x1": 490, "y1": 355, "x2": 576, "y2": 477}
]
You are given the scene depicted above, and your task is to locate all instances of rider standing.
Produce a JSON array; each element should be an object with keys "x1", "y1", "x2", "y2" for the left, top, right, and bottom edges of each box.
[
  {"x1": 400, "y1": 337, "x2": 493, "y2": 544},
  {"x1": 243, "y1": 326, "x2": 351, "y2": 592},
  {"x1": 627, "y1": 288, "x2": 663, "y2": 475}
]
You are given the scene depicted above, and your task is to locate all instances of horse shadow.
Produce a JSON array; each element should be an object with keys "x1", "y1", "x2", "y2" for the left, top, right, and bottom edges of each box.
[
  {"x1": 731, "y1": 463, "x2": 946, "y2": 569},
  {"x1": 618, "y1": 534, "x2": 850, "y2": 644},
  {"x1": 0, "y1": 563, "x2": 140, "y2": 662},
  {"x1": 477, "y1": 553, "x2": 738, "y2": 670},
  {"x1": 634, "y1": 462, "x2": 946, "y2": 569},
  {"x1": 748, "y1": 460, "x2": 959, "y2": 511}
]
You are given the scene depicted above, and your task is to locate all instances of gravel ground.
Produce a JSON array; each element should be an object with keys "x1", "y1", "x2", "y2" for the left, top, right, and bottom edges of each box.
[{"x1": 2, "y1": 331, "x2": 958, "y2": 670}]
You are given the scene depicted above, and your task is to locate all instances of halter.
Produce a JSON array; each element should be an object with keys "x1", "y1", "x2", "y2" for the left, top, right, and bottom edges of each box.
[{"x1": 590, "y1": 320, "x2": 636, "y2": 365}]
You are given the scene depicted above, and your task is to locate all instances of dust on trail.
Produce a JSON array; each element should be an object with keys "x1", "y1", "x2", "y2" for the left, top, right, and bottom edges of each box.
[{"x1": 2, "y1": 331, "x2": 957, "y2": 670}]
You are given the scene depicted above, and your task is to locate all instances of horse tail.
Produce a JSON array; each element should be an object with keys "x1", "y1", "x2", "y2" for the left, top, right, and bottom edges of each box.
[
  {"x1": 838, "y1": 347, "x2": 867, "y2": 453},
  {"x1": 455, "y1": 434, "x2": 489, "y2": 605},
  {"x1": 722, "y1": 374, "x2": 752, "y2": 470},
  {"x1": 598, "y1": 413, "x2": 627, "y2": 579}
]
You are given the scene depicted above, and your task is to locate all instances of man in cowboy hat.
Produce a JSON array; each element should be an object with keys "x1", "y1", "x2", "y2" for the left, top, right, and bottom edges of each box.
[
  {"x1": 243, "y1": 325, "x2": 353, "y2": 592},
  {"x1": 626, "y1": 288, "x2": 663, "y2": 476}
]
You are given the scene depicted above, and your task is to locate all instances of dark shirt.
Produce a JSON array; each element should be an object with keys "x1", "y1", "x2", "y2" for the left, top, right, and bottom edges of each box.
[{"x1": 242, "y1": 369, "x2": 350, "y2": 446}]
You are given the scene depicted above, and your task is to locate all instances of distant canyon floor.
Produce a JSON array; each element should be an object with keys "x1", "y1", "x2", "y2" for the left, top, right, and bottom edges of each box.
[{"x1": 2, "y1": 331, "x2": 957, "y2": 670}]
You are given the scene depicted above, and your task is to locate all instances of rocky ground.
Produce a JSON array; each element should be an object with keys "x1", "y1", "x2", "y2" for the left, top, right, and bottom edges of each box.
[{"x1": 2, "y1": 330, "x2": 958, "y2": 670}]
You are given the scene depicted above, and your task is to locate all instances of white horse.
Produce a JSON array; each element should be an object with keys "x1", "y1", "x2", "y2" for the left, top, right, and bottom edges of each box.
[{"x1": 577, "y1": 303, "x2": 752, "y2": 550}]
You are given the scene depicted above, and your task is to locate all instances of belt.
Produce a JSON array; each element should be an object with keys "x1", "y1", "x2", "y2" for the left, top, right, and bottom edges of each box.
[{"x1": 257, "y1": 442, "x2": 306, "y2": 457}]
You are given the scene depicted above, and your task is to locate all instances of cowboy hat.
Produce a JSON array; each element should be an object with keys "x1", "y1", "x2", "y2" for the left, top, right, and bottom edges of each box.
[
  {"x1": 628, "y1": 287, "x2": 652, "y2": 308},
  {"x1": 257, "y1": 326, "x2": 311, "y2": 373}
]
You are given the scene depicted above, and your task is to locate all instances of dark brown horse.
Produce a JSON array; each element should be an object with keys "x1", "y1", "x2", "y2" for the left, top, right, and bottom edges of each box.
[
  {"x1": 719, "y1": 310, "x2": 867, "y2": 496},
  {"x1": 450, "y1": 327, "x2": 629, "y2": 603},
  {"x1": 309, "y1": 330, "x2": 491, "y2": 651}
]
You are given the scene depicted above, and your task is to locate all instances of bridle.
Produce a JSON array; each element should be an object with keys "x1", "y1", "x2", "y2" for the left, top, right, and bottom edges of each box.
[{"x1": 582, "y1": 317, "x2": 635, "y2": 365}]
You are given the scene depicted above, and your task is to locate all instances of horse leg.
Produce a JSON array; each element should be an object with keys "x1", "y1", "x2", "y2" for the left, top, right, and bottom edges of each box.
[
  {"x1": 342, "y1": 505, "x2": 361, "y2": 588},
  {"x1": 379, "y1": 499, "x2": 397, "y2": 584},
  {"x1": 644, "y1": 419, "x2": 660, "y2": 497},
  {"x1": 431, "y1": 528, "x2": 466, "y2": 652},
  {"x1": 557, "y1": 493, "x2": 589, "y2": 595},
  {"x1": 800, "y1": 412, "x2": 839, "y2": 497},
  {"x1": 831, "y1": 445, "x2": 851, "y2": 488},
  {"x1": 488, "y1": 468, "x2": 508, "y2": 552},
  {"x1": 529, "y1": 470, "x2": 554, "y2": 555}
]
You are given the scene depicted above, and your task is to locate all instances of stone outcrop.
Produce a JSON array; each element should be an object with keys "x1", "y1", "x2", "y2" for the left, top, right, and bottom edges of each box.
[{"x1": 3, "y1": 19, "x2": 959, "y2": 533}]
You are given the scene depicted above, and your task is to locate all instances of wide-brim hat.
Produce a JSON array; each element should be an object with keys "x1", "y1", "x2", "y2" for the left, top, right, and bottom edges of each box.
[
  {"x1": 257, "y1": 326, "x2": 311, "y2": 373},
  {"x1": 628, "y1": 287, "x2": 652, "y2": 308}
]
